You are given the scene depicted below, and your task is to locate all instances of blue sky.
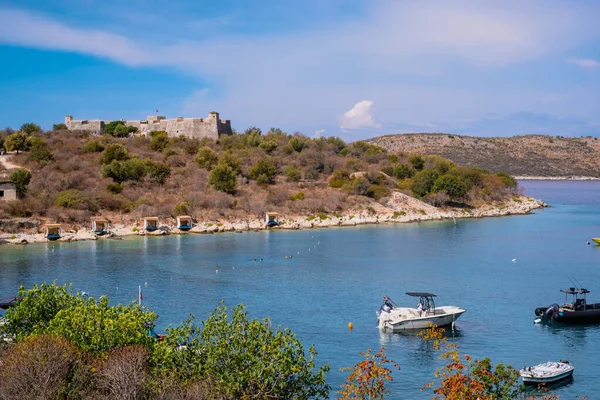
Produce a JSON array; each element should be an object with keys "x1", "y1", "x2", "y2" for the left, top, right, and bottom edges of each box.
[{"x1": 0, "y1": 0, "x2": 598, "y2": 141}]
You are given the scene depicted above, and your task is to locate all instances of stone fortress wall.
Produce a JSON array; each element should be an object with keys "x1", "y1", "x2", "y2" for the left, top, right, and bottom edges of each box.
[{"x1": 65, "y1": 112, "x2": 232, "y2": 140}]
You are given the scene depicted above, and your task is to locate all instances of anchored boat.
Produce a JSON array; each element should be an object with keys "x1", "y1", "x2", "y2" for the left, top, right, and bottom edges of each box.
[
  {"x1": 377, "y1": 293, "x2": 466, "y2": 332},
  {"x1": 535, "y1": 287, "x2": 600, "y2": 324},
  {"x1": 520, "y1": 361, "x2": 574, "y2": 385}
]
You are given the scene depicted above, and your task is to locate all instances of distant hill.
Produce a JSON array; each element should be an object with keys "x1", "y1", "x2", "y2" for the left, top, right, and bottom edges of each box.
[{"x1": 367, "y1": 134, "x2": 600, "y2": 177}]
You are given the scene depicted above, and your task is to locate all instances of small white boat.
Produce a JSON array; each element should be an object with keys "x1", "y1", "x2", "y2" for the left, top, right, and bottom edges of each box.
[
  {"x1": 520, "y1": 361, "x2": 574, "y2": 385},
  {"x1": 376, "y1": 293, "x2": 466, "y2": 332}
]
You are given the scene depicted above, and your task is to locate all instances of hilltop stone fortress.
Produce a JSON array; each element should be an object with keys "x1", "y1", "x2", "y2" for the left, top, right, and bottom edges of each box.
[{"x1": 65, "y1": 111, "x2": 233, "y2": 140}]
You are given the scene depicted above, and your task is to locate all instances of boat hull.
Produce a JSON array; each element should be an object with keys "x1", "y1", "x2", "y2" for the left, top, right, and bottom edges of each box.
[
  {"x1": 378, "y1": 307, "x2": 466, "y2": 332},
  {"x1": 535, "y1": 306, "x2": 600, "y2": 324},
  {"x1": 592, "y1": 238, "x2": 600, "y2": 245}
]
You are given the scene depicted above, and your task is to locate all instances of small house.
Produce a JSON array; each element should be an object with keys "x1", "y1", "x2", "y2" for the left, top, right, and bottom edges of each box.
[
  {"x1": 265, "y1": 212, "x2": 280, "y2": 227},
  {"x1": 143, "y1": 217, "x2": 159, "y2": 232},
  {"x1": 176, "y1": 216, "x2": 192, "y2": 231},
  {"x1": 44, "y1": 224, "x2": 62, "y2": 241},
  {"x1": 0, "y1": 176, "x2": 17, "y2": 201},
  {"x1": 91, "y1": 218, "x2": 109, "y2": 235}
]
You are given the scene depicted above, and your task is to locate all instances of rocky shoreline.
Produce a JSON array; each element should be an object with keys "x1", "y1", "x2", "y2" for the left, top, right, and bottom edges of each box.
[{"x1": 0, "y1": 192, "x2": 547, "y2": 245}]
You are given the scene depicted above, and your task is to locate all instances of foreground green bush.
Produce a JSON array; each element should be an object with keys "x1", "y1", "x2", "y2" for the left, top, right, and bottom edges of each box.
[{"x1": 151, "y1": 303, "x2": 331, "y2": 399}]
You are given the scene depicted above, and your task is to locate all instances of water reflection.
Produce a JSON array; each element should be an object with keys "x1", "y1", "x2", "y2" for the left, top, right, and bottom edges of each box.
[
  {"x1": 524, "y1": 375, "x2": 574, "y2": 397},
  {"x1": 536, "y1": 323, "x2": 600, "y2": 348}
]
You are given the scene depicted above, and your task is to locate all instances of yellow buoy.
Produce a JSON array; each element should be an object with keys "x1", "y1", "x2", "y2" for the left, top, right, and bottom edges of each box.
[{"x1": 348, "y1": 322, "x2": 353, "y2": 330}]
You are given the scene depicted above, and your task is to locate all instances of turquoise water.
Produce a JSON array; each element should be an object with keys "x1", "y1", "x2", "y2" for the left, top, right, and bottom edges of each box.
[{"x1": 1, "y1": 180, "x2": 600, "y2": 398}]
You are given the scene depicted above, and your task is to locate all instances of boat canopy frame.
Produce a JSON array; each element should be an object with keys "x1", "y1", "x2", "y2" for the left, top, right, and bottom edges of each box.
[
  {"x1": 561, "y1": 287, "x2": 589, "y2": 310},
  {"x1": 406, "y1": 292, "x2": 437, "y2": 315}
]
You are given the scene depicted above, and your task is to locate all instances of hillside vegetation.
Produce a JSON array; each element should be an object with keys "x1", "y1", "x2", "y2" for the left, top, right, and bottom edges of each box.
[
  {"x1": 0, "y1": 124, "x2": 519, "y2": 226},
  {"x1": 368, "y1": 133, "x2": 600, "y2": 177}
]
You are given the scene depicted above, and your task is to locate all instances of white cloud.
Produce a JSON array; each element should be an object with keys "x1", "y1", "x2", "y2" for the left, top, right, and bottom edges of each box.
[
  {"x1": 567, "y1": 58, "x2": 600, "y2": 69},
  {"x1": 314, "y1": 129, "x2": 326, "y2": 138},
  {"x1": 340, "y1": 100, "x2": 378, "y2": 130}
]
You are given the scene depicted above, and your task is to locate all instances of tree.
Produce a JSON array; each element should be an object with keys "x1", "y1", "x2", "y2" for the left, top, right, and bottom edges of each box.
[
  {"x1": 411, "y1": 169, "x2": 439, "y2": 197},
  {"x1": 9, "y1": 168, "x2": 31, "y2": 199},
  {"x1": 208, "y1": 163, "x2": 237, "y2": 194},
  {"x1": 19, "y1": 122, "x2": 42, "y2": 135},
  {"x1": 100, "y1": 143, "x2": 129, "y2": 165},
  {"x1": 4, "y1": 131, "x2": 28, "y2": 154},
  {"x1": 248, "y1": 157, "x2": 277, "y2": 184},
  {"x1": 28, "y1": 137, "x2": 53, "y2": 164},
  {"x1": 101, "y1": 160, "x2": 128, "y2": 183},
  {"x1": 392, "y1": 163, "x2": 415, "y2": 180},
  {"x1": 194, "y1": 146, "x2": 219, "y2": 170},
  {"x1": 52, "y1": 123, "x2": 68, "y2": 131},
  {"x1": 338, "y1": 348, "x2": 400, "y2": 400},
  {"x1": 150, "y1": 303, "x2": 330, "y2": 399},
  {"x1": 432, "y1": 175, "x2": 468, "y2": 200}
]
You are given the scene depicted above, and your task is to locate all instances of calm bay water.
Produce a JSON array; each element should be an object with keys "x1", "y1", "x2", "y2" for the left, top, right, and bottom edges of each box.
[{"x1": 1, "y1": 180, "x2": 600, "y2": 398}]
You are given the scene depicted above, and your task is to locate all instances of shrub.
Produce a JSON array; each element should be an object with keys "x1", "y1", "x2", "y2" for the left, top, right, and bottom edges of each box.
[
  {"x1": 195, "y1": 146, "x2": 219, "y2": 170},
  {"x1": 28, "y1": 137, "x2": 53, "y2": 164},
  {"x1": 367, "y1": 184, "x2": 390, "y2": 200},
  {"x1": 53, "y1": 123, "x2": 68, "y2": 131},
  {"x1": 83, "y1": 140, "x2": 105, "y2": 153},
  {"x1": 2, "y1": 199, "x2": 30, "y2": 217},
  {"x1": 94, "y1": 345, "x2": 149, "y2": 400},
  {"x1": 259, "y1": 140, "x2": 278, "y2": 153},
  {"x1": 0, "y1": 335, "x2": 85, "y2": 400},
  {"x1": 100, "y1": 143, "x2": 129, "y2": 165},
  {"x1": 249, "y1": 157, "x2": 277, "y2": 184},
  {"x1": 496, "y1": 172, "x2": 517, "y2": 189},
  {"x1": 47, "y1": 296, "x2": 157, "y2": 356},
  {"x1": 289, "y1": 136, "x2": 309, "y2": 152},
  {"x1": 55, "y1": 189, "x2": 86, "y2": 208},
  {"x1": 290, "y1": 191, "x2": 305, "y2": 201},
  {"x1": 183, "y1": 138, "x2": 201, "y2": 155},
  {"x1": 408, "y1": 153, "x2": 425, "y2": 171},
  {"x1": 366, "y1": 206, "x2": 376, "y2": 215},
  {"x1": 150, "y1": 304, "x2": 330, "y2": 399},
  {"x1": 149, "y1": 163, "x2": 171, "y2": 185},
  {"x1": 209, "y1": 163, "x2": 237, "y2": 194},
  {"x1": 348, "y1": 176, "x2": 370, "y2": 196},
  {"x1": 218, "y1": 152, "x2": 242, "y2": 174},
  {"x1": 149, "y1": 130, "x2": 169, "y2": 152},
  {"x1": 392, "y1": 163, "x2": 415, "y2": 179},
  {"x1": 338, "y1": 348, "x2": 400, "y2": 400},
  {"x1": 106, "y1": 183, "x2": 123, "y2": 194},
  {"x1": 9, "y1": 168, "x2": 31, "y2": 198},
  {"x1": 3, "y1": 283, "x2": 84, "y2": 339},
  {"x1": 284, "y1": 166, "x2": 302, "y2": 182},
  {"x1": 172, "y1": 201, "x2": 189, "y2": 216}
]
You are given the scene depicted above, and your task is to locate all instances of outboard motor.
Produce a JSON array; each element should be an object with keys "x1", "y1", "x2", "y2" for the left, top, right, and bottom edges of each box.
[{"x1": 542, "y1": 304, "x2": 559, "y2": 320}]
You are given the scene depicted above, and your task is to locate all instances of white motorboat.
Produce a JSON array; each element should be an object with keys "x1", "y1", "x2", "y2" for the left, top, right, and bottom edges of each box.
[
  {"x1": 520, "y1": 361, "x2": 574, "y2": 385},
  {"x1": 376, "y1": 293, "x2": 466, "y2": 332}
]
